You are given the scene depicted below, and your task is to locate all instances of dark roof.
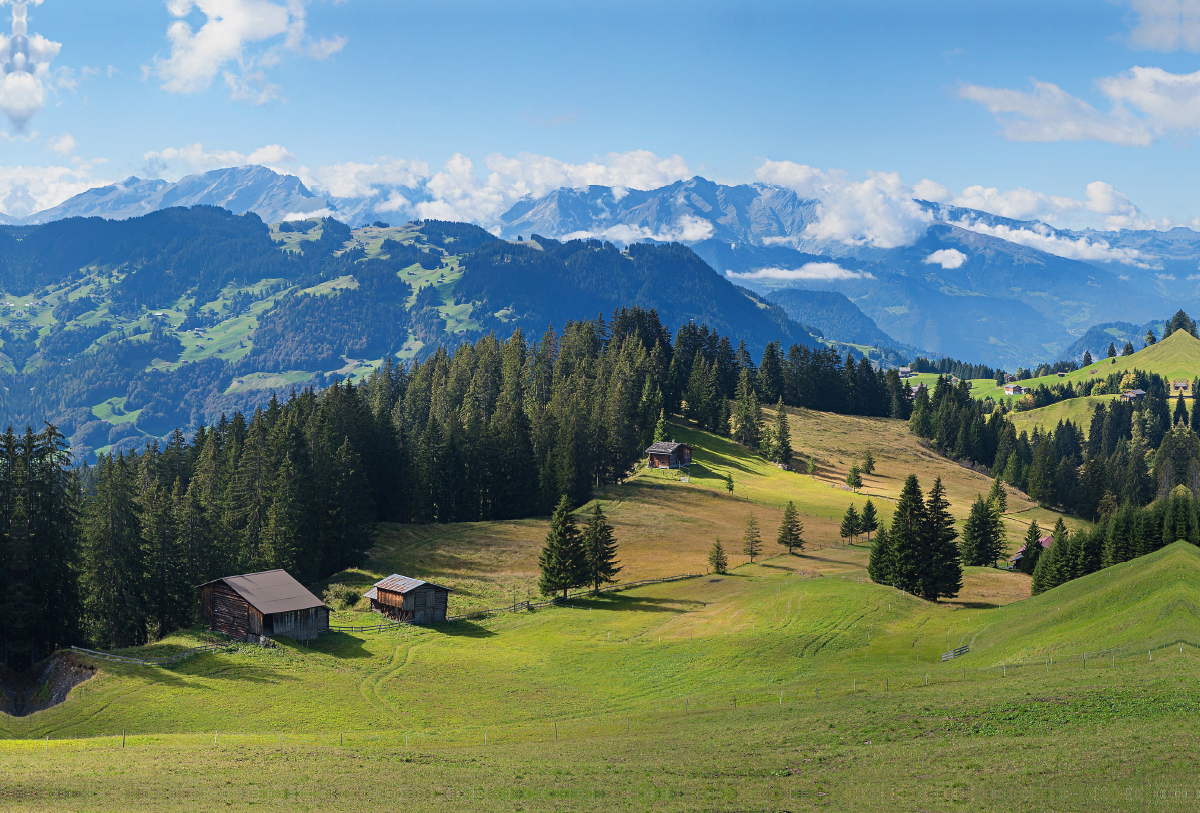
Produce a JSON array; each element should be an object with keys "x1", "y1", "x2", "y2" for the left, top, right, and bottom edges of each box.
[
  {"x1": 366, "y1": 574, "x2": 453, "y2": 598},
  {"x1": 198, "y1": 570, "x2": 325, "y2": 614},
  {"x1": 646, "y1": 441, "x2": 691, "y2": 454}
]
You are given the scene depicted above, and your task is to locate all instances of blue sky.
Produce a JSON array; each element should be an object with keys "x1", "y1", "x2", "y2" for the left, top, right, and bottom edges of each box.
[{"x1": 1, "y1": 0, "x2": 1199, "y2": 232}]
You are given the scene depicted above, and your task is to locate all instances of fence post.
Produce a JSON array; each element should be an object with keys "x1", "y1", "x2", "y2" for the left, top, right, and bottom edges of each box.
[{"x1": 123, "y1": 729, "x2": 126, "y2": 748}]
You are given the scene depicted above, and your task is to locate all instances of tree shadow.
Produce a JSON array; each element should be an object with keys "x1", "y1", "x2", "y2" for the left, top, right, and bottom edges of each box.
[
  {"x1": 434, "y1": 621, "x2": 497, "y2": 638},
  {"x1": 568, "y1": 595, "x2": 705, "y2": 614},
  {"x1": 301, "y1": 632, "x2": 374, "y2": 659}
]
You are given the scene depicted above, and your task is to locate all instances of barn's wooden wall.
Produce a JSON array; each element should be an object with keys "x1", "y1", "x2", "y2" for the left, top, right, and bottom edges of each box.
[
  {"x1": 373, "y1": 586, "x2": 449, "y2": 623},
  {"x1": 268, "y1": 607, "x2": 329, "y2": 640},
  {"x1": 208, "y1": 583, "x2": 250, "y2": 638}
]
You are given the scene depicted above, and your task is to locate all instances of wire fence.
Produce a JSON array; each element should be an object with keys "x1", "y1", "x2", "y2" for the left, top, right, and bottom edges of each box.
[{"x1": 327, "y1": 573, "x2": 701, "y2": 632}]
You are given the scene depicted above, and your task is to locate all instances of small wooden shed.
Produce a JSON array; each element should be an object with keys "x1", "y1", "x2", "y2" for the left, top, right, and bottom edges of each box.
[
  {"x1": 645, "y1": 441, "x2": 693, "y2": 469},
  {"x1": 364, "y1": 575, "x2": 452, "y2": 624},
  {"x1": 199, "y1": 569, "x2": 329, "y2": 642}
]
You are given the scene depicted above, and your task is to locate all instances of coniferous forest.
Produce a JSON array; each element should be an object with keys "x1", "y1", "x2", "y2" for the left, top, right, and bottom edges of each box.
[{"x1": 0, "y1": 307, "x2": 909, "y2": 665}]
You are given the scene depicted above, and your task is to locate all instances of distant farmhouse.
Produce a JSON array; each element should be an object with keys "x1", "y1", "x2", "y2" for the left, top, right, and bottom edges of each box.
[
  {"x1": 1003, "y1": 384, "x2": 1028, "y2": 396},
  {"x1": 1122, "y1": 389, "x2": 1147, "y2": 402},
  {"x1": 1009, "y1": 535, "x2": 1053, "y2": 569},
  {"x1": 365, "y1": 575, "x2": 452, "y2": 624},
  {"x1": 199, "y1": 570, "x2": 329, "y2": 642},
  {"x1": 645, "y1": 441, "x2": 693, "y2": 470}
]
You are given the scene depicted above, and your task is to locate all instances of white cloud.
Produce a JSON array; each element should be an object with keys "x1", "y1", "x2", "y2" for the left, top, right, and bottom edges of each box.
[
  {"x1": 49, "y1": 133, "x2": 75, "y2": 155},
  {"x1": 1096, "y1": 66, "x2": 1200, "y2": 132},
  {"x1": 959, "y1": 79, "x2": 1153, "y2": 146},
  {"x1": 0, "y1": 1, "x2": 61, "y2": 130},
  {"x1": 561, "y1": 214, "x2": 715, "y2": 245},
  {"x1": 942, "y1": 180, "x2": 1162, "y2": 230},
  {"x1": 726, "y1": 263, "x2": 875, "y2": 282},
  {"x1": 925, "y1": 249, "x2": 967, "y2": 269},
  {"x1": 143, "y1": 142, "x2": 295, "y2": 179},
  {"x1": 756, "y1": 160, "x2": 933, "y2": 249},
  {"x1": 305, "y1": 158, "x2": 430, "y2": 199},
  {"x1": 282, "y1": 206, "x2": 333, "y2": 221},
  {"x1": 408, "y1": 150, "x2": 692, "y2": 226},
  {"x1": 1157, "y1": 272, "x2": 1177, "y2": 279},
  {"x1": 913, "y1": 179, "x2": 952, "y2": 203},
  {"x1": 1126, "y1": 0, "x2": 1200, "y2": 51},
  {"x1": 948, "y1": 217, "x2": 1160, "y2": 268},
  {"x1": 0, "y1": 162, "x2": 108, "y2": 217},
  {"x1": 149, "y1": 0, "x2": 346, "y2": 105}
]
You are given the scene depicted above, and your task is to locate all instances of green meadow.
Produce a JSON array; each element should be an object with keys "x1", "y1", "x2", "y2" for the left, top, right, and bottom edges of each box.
[{"x1": 6, "y1": 414, "x2": 1198, "y2": 811}]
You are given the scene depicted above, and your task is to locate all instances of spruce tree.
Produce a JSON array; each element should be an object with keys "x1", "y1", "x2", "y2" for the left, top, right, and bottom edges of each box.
[
  {"x1": 923, "y1": 477, "x2": 962, "y2": 600},
  {"x1": 771, "y1": 398, "x2": 793, "y2": 468},
  {"x1": 846, "y1": 464, "x2": 863, "y2": 492},
  {"x1": 889, "y1": 474, "x2": 927, "y2": 595},
  {"x1": 731, "y1": 369, "x2": 761, "y2": 448},
  {"x1": 776, "y1": 500, "x2": 804, "y2": 553},
  {"x1": 743, "y1": 512, "x2": 763, "y2": 562},
  {"x1": 987, "y1": 476, "x2": 1007, "y2": 513},
  {"x1": 860, "y1": 499, "x2": 878, "y2": 543},
  {"x1": 861, "y1": 450, "x2": 875, "y2": 475},
  {"x1": 582, "y1": 503, "x2": 621, "y2": 592},
  {"x1": 1107, "y1": 342, "x2": 1117, "y2": 358},
  {"x1": 708, "y1": 539, "x2": 728, "y2": 574},
  {"x1": 1018, "y1": 520, "x2": 1042, "y2": 574},
  {"x1": 538, "y1": 496, "x2": 586, "y2": 599},
  {"x1": 867, "y1": 523, "x2": 893, "y2": 584},
  {"x1": 82, "y1": 454, "x2": 146, "y2": 649},
  {"x1": 1082, "y1": 350, "x2": 1093, "y2": 365},
  {"x1": 840, "y1": 504, "x2": 860, "y2": 545},
  {"x1": 1175, "y1": 392, "x2": 1188, "y2": 426},
  {"x1": 653, "y1": 409, "x2": 669, "y2": 443}
]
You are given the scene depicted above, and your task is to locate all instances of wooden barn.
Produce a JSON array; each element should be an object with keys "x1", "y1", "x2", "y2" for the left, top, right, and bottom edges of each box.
[
  {"x1": 364, "y1": 575, "x2": 452, "y2": 624},
  {"x1": 198, "y1": 569, "x2": 329, "y2": 642},
  {"x1": 645, "y1": 441, "x2": 693, "y2": 469}
]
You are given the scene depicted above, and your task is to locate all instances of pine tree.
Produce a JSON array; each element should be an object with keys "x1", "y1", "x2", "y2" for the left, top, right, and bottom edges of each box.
[
  {"x1": 840, "y1": 504, "x2": 860, "y2": 545},
  {"x1": 582, "y1": 503, "x2": 621, "y2": 592},
  {"x1": 770, "y1": 398, "x2": 793, "y2": 468},
  {"x1": 960, "y1": 494, "x2": 1003, "y2": 567},
  {"x1": 889, "y1": 474, "x2": 927, "y2": 595},
  {"x1": 538, "y1": 495, "x2": 586, "y2": 599},
  {"x1": 1175, "y1": 392, "x2": 1188, "y2": 426},
  {"x1": 1107, "y1": 342, "x2": 1117, "y2": 358},
  {"x1": 1018, "y1": 520, "x2": 1042, "y2": 574},
  {"x1": 846, "y1": 464, "x2": 863, "y2": 492},
  {"x1": 1146, "y1": 328, "x2": 1157, "y2": 346},
  {"x1": 776, "y1": 500, "x2": 804, "y2": 553},
  {"x1": 742, "y1": 512, "x2": 763, "y2": 562},
  {"x1": 82, "y1": 454, "x2": 146, "y2": 649},
  {"x1": 708, "y1": 539, "x2": 728, "y2": 574},
  {"x1": 731, "y1": 369, "x2": 761, "y2": 448},
  {"x1": 1082, "y1": 350, "x2": 1093, "y2": 365},
  {"x1": 987, "y1": 476, "x2": 1008, "y2": 513},
  {"x1": 867, "y1": 523, "x2": 893, "y2": 584},
  {"x1": 861, "y1": 450, "x2": 875, "y2": 475},
  {"x1": 1122, "y1": 341, "x2": 1135, "y2": 356},
  {"x1": 860, "y1": 499, "x2": 878, "y2": 543},
  {"x1": 653, "y1": 409, "x2": 669, "y2": 443},
  {"x1": 923, "y1": 477, "x2": 962, "y2": 600}
]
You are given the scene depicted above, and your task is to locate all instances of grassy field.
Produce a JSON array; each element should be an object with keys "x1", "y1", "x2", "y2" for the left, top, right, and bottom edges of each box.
[{"x1": 7, "y1": 413, "x2": 1171, "y2": 812}]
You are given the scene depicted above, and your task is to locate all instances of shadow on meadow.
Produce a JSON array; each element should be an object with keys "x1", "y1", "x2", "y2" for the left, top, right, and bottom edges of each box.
[{"x1": 433, "y1": 621, "x2": 497, "y2": 639}]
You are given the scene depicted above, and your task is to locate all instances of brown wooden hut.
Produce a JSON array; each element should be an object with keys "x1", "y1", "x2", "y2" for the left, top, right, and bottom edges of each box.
[
  {"x1": 198, "y1": 569, "x2": 329, "y2": 642},
  {"x1": 364, "y1": 575, "x2": 452, "y2": 624},
  {"x1": 645, "y1": 441, "x2": 693, "y2": 469}
]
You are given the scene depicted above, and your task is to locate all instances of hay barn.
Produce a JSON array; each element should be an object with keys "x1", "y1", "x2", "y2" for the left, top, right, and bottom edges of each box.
[
  {"x1": 364, "y1": 575, "x2": 452, "y2": 624},
  {"x1": 199, "y1": 569, "x2": 329, "y2": 642}
]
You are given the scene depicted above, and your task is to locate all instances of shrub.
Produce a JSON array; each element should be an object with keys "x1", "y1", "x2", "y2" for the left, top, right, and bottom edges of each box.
[{"x1": 323, "y1": 583, "x2": 363, "y2": 611}]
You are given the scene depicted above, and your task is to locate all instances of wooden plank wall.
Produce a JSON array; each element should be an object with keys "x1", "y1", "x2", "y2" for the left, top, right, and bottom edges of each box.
[{"x1": 209, "y1": 582, "x2": 250, "y2": 638}]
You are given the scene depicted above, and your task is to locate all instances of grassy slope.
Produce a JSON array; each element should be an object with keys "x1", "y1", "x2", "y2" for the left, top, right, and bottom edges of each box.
[{"x1": 916, "y1": 330, "x2": 1200, "y2": 438}]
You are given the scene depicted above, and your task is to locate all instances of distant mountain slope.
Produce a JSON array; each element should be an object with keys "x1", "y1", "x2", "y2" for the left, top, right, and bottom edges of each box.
[
  {"x1": 1057, "y1": 320, "x2": 1165, "y2": 363},
  {"x1": 457, "y1": 233, "x2": 818, "y2": 353},
  {"x1": 0, "y1": 211, "x2": 822, "y2": 461},
  {"x1": 24, "y1": 166, "x2": 331, "y2": 225},
  {"x1": 766, "y1": 289, "x2": 900, "y2": 348}
]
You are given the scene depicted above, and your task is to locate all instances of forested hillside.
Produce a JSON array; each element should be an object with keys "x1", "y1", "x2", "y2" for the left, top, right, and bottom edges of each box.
[
  {"x1": 0, "y1": 208, "x2": 823, "y2": 462},
  {"x1": 0, "y1": 308, "x2": 908, "y2": 663}
]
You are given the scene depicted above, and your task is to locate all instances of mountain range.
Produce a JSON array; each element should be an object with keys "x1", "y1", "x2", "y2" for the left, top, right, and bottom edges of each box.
[{"x1": 6, "y1": 165, "x2": 1200, "y2": 367}]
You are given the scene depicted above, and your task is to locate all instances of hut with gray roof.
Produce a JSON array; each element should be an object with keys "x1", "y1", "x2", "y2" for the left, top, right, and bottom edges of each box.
[
  {"x1": 365, "y1": 575, "x2": 453, "y2": 624},
  {"x1": 198, "y1": 569, "x2": 329, "y2": 642}
]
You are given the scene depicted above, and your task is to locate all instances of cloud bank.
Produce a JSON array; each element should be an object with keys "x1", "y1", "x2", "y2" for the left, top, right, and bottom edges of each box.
[
  {"x1": 726, "y1": 263, "x2": 874, "y2": 282},
  {"x1": 150, "y1": 0, "x2": 346, "y2": 105},
  {"x1": 0, "y1": 0, "x2": 60, "y2": 130},
  {"x1": 924, "y1": 249, "x2": 967, "y2": 269}
]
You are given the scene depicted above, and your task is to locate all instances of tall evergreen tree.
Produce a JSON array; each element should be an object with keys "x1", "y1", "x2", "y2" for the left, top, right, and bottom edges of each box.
[
  {"x1": 840, "y1": 504, "x2": 861, "y2": 545},
  {"x1": 923, "y1": 477, "x2": 962, "y2": 600},
  {"x1": 776, "y1": 501, "x2": 804, "y2": 553},
  {"x1": 742, "y1": 512, "x2": 763, "y2": 562},
  {"x1": 82, "y1": 454, "x2": 146, "y2": 648},
  {"x1": 867, "y1": 523, "x2": 893, "y2": 584},
  {"x1": 889, "y1": 474, "x2": 927, "y2": 595},
  {"x1": 708, "y1": 539, "x2": 728, "y2": 574},
  {"x1": 538, "y1": 496, "x2": 586, "y2": 599},
  {"x1": 860, "y1": 499, "x2": 879, "y2": 543},
  {"x1": 770, "y1": 399, "x2": 793, "y2": 467},
  {"x1": 1018, "y1": 520, "x2": 1042, "y2": 575},
  {"x1": 731, "y1": 368, "x2": 762, "y2": 448},
  {"x1": 582, "y1": 503, "x2": 621, "y2": 593}
]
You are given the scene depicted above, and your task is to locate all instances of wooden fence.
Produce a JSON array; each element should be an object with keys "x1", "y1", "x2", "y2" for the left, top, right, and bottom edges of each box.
[
  {"x1": 328, "y1": 573, "x2": 699, "y2": 632},
  {"x1": 70, "y1": 643, "x2": 230, "y2": 668},
  {"x1": 941, "y1": 645, "x2": 969, "y2": 662}
]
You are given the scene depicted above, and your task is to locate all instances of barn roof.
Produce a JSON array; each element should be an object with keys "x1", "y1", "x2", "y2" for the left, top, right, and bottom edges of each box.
[
  {"x1": 645, "y1": 441, "x2": 690, "y2": 454},
  {"x1": 199, "y1": 570, "x2": 326, "y2": 614},
  {"x1": 367, "y1": 574, "x2": 453, "y2": 597}
]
